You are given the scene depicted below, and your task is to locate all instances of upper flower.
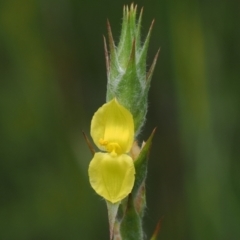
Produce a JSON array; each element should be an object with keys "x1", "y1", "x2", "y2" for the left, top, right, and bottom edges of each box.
[{"x1": 88, "y1": 98, "x2": 135, "y2": 203}]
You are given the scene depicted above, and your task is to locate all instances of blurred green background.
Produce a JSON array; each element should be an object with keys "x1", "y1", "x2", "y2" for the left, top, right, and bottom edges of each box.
[{"x1": 1, "y1": 0, "x2": 240, "y2": 239}]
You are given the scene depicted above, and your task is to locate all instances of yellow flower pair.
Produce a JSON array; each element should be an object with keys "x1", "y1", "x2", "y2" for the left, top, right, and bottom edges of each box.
[{"x1": 88, "y1": 99, "x2": 135, "y2": 203}]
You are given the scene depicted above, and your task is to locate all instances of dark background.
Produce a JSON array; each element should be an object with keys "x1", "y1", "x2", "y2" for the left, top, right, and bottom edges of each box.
[{"x1": 1, "y1": 0, "x2": 240, "y2": 239}]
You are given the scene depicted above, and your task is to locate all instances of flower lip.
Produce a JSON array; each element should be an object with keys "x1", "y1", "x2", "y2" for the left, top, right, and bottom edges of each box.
[
  {"x1": 88, "y1": 152, "x2": 135, "y2": 203},
  {"x1": 91, "y1": 98, "x2": 134, "y2": 154}
]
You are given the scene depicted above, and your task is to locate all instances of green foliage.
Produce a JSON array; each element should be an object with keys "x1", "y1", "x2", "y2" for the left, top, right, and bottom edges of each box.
[
  {"x1": 106, "y1": 129, "x2": 156, "y2": 240},
  {"x1": 120, "y1": 195, "x2": 143, "y2": 240},
  {"x1": 105, "y1": 4, "x2": 159, "y2": 136}
]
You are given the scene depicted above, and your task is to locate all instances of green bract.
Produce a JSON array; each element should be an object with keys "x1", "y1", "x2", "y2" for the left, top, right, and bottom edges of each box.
[{"x1": 104, "y1": 4, "x2": 159, "y2": 136}]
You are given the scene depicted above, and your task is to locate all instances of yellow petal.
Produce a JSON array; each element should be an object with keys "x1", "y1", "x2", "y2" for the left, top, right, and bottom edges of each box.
[
  {"x1": 91, "y1": 98, "x2": 134, "y2": 154},
  {"x1": 88, "y1": 152, "x2": 135, "y2": 203}
]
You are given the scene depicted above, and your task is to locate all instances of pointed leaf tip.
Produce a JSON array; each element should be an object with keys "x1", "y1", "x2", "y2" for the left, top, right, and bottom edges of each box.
[
  {"x1": 150, "y1": 217, "x2": 164, "y2": 240},
  {"x1": 150, "y1": 19, "x2": 155, "y2": 30},
  {"x1": 133, "y1": 3, "x2": 137, "y2": 13},
  {"x1": 106, "y1": 19, "x2": 115, "y2": 50},
  {"x1": 103, "y1": 35, "x2": 110, "y2": 76},
  {"x1": 144, "y1": 19, "x2": 155, "y2": 45},
  {"x1": 146, "y1": 48, "x2": 160, "y2": 82},
  {"x1": 82, "y1": 131, "x2": 95, "y2": 156},
  {"x1": 138, "y1": 7, "x2": 144, "y2": 24},
  {"x1": 145, "y1": 127, "x2": 157, "y2": 148}
]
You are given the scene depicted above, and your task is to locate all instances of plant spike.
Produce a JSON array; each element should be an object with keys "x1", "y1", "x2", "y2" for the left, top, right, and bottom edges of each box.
[{"x1": 87, "y1": 4, "x2": 160, "y2": 240}]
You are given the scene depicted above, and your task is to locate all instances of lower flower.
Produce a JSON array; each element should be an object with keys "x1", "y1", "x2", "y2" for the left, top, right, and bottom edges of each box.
[{"x1": 88, "y1": 152, "x2": 135, "y2": 203}]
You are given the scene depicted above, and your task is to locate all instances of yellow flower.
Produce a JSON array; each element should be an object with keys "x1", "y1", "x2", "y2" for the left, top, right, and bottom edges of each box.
[{"x1": 88, "y1": 98, "x2": 135, "y2": 203}]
